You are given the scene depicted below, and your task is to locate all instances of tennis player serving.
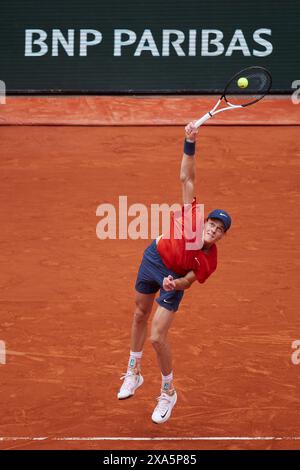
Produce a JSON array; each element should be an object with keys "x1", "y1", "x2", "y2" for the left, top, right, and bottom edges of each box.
[
  {"x1": 117, "y1": 66, "x2": 272, "y2": 424},
  {"x1": 117, "y1": 121, "x2": 231, "y2": 424}
]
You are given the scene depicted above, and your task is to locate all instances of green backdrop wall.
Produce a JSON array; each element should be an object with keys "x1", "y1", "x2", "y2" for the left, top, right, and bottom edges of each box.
[{"x1": 0, "y1": 0, "x2": 298, "y2": 93}]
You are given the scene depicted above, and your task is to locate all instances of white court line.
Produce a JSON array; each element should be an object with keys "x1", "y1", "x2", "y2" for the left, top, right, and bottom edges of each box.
[
  {"x1": 1, "y1": 436, "x2": 300, "y2": 441},
  {"x1": 0, "y1": 437, "x2": 48, "y2": 441}
]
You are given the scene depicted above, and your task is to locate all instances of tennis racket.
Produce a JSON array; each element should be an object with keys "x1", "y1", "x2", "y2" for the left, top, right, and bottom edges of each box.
[{"x1": 195, "y1": 66, "x2": 272, "y2": 128}]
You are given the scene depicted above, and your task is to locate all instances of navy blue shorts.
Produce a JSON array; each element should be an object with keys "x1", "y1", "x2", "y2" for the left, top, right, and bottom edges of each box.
[{"x1": 135, "y1": 240, "x2": 184, "y2": 312}]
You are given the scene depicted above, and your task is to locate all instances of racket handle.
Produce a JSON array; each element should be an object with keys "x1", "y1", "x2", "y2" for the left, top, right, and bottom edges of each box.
[{"x1": 194, "y1": 112, "x2": 212, "y2": 128}]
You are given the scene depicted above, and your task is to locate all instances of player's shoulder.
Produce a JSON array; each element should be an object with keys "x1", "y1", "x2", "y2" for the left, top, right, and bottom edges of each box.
[
  {"x1": 201, "y1": 243, "x2": 217, "y2": 256},
  {"x1": 201, "y1": 244, "x2": 218, "y2": 269},
  {"x1": 209, "y1": 243, "x2": 218, "y2": 261}
]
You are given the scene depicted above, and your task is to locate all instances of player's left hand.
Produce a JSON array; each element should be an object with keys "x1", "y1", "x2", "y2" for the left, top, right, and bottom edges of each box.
[{"x1": 163, "y1": 275, "x2": 176, "y2": 291}]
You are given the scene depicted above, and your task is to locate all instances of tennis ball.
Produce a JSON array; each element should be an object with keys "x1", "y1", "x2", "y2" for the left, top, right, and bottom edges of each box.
[{"x1": 237, "y1": 77, "x2": 249, "y2": 89}]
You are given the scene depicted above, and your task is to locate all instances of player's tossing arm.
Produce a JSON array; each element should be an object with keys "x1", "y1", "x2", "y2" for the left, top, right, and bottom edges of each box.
[
  {"x1": 180, "y1": 121, "x2": 198, "y2": 205},
  {"x1": 163, "y1": 271, "x2": 197, "y2": 291}
]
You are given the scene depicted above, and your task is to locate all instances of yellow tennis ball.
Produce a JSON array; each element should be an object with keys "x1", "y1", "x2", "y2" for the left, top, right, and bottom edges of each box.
[{"x1": 237, "y1": 77, "x2": 249, "y2": 89}]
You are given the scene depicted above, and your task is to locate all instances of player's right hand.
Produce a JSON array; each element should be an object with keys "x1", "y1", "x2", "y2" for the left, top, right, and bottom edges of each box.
[{"x1": 185, "y1": 121, "x2": 198, "y2": 142}]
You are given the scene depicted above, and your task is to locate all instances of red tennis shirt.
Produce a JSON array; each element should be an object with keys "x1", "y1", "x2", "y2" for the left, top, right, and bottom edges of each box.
[{"x1": 157, "y1": 199, "x2": 217, "y2": 283}]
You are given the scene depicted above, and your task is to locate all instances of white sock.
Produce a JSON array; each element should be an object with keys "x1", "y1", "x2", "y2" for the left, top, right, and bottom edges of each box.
[
  {"x1": 127, "y1": 350, "x2": 143, "y2": 372},
  {"x1": 161, "y1": 371, "x2": 174, "y2": 392}
]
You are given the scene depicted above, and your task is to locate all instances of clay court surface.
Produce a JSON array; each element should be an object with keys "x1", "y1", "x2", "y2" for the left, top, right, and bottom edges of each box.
[{"x1": 0, "y1": 124, "x2": 299, "y2": 450}]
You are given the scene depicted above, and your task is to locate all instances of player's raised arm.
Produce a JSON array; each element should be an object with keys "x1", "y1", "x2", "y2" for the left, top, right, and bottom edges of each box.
[{"x1": 180, "y1": 121, "x2": 198, "y2": 205}]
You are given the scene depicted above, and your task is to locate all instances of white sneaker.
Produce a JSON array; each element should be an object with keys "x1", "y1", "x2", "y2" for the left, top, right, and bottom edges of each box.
[
  {"x1": 151, "y1": 390, "x2": 177, "y2": 424},
  {"x1": 117, "y1": 370, "x2": 144, "y2": 400}
]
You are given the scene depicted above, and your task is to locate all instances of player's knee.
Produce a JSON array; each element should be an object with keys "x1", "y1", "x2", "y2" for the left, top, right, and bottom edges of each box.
[
  {"x1": 150, "y1": 333, "x2": 164, "y2": 350},
  {"x1": 180, "y1": 172, "x2": 194, "y2": 184},
  {"x1": 134, "y1": 303, "x2": 150, "y2": 323},
  {"x1": 180, "y1": 171, "x2": 188, "y2": 183}
]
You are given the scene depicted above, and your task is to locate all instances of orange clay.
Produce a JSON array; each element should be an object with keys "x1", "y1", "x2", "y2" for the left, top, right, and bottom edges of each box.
[{"x1": 0, "y1": 124, "x2": 299, "y2": 450}]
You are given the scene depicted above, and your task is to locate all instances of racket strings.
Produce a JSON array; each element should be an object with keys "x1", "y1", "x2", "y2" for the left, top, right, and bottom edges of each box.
[{"x1": 224, "y1": 67, "x2": 272, "y2": 106}]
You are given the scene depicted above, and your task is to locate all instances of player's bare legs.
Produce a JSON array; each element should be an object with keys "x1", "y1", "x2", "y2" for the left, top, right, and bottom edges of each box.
[
  {"x1": 150, "y1": 306, "x2": 178, "y2": 424},
  {"x1": 150, "y1": 306, "x2": 175, "y2": 377},
  {"x1": 117, "y1": 292, "x2": 155, "y2": 400},
  {"x1": 130, "y1": 292, "x2": 156, "y2": 352}
]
